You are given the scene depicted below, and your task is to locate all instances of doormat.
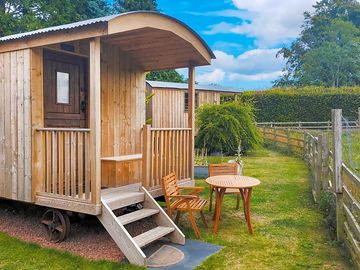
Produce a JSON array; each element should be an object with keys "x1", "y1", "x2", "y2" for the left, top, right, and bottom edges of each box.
[
  {"x1": 146, "y1": 245, "x2": 184, "y2": 268},
  {"x1": 144, "y1": 239, "x2": 223, "y2": 269}
]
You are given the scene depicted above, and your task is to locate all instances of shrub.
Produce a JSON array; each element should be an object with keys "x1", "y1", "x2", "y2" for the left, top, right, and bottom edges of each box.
[
  {"x1": 232, "y1": 86, "x2": 360, "y2": 122},
  {"x1": 195, "y1": 102, "x2": 261, "y2": 154}
]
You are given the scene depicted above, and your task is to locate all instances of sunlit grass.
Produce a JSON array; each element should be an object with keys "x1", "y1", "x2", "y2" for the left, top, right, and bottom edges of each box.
[{"x1": 180, "y1": 148, "x2": 354, "y2": 269}]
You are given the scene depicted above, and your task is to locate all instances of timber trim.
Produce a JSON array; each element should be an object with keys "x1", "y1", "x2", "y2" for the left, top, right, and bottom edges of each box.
[{"x1": 35, "y1": 193, "x2": 101, "y2": 215}]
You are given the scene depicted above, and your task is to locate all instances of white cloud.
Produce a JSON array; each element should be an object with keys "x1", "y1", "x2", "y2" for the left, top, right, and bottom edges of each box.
[
  {"x1": 229, "y1": 71, "x2": 284, "y2": 81},
  {"x1": 195, "y1": 69, "x2": 225, "y2": 84},
  {"x1": 213, "y1": 49, "x2": 285, "y2": 75},
  {"x1": 204, "y1": 0, "x2": 317, "y2": 47}
]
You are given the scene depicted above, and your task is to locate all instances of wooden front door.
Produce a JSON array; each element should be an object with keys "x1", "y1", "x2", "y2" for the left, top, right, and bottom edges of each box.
[{"x1": 43, "y1": 50, "x2": 88, "y2": 127}]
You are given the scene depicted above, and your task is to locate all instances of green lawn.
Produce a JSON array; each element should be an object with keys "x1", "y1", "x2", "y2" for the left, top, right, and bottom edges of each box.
[
  {"x1": 0, "y1": 148, "x2": 354, "y2": 269},
  {"x1": 184, "y1": 148, "x2": 354, "y2": 269}
]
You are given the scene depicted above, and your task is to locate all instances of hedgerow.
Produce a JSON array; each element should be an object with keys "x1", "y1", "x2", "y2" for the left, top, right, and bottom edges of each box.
[{"x1": 226, "y1": 87, "x2": 360, "y2": 122}]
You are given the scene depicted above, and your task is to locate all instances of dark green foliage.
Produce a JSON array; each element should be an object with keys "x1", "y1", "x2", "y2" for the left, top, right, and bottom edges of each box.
[
  {"x1": 146, "y1": 70, "x2": 185, "y2": 83},
  {"x1": 114, "y1": 0, "x2": 158, "y2": 12},
  {"x1": 318, "y1": 191, "x2": 337, "y2": 239},
  {"x1": 275, "y1": 0, "x2": 360, "y2": 87},
  {"x1": 195, "y1": 102, "x2": 261, "y2": 154},
  {"x1": 0, "y1": 0, "x2": 111, "y2": 37},
  {"x1": 238, "y1": 87, "x2": 360, "y2": 122}
]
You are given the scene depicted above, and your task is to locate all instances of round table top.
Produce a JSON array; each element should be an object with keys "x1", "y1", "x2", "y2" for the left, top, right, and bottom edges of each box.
[{"x1": 205, "y1": 175, "x2": 261, "y2": 189}]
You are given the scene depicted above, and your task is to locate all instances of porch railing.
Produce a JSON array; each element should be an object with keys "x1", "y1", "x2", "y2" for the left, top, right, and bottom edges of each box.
[
  {"x1": 35, "y1": 128, "x2": 93, "y2": 202},
  {"x1": 142, "y1": 125, "x2": 192, "y2": 188}
]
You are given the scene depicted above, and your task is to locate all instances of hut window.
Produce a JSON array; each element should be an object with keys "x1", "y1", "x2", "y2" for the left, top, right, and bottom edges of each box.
[
  {"x1": 184, "y1": 92, "x2": 199, "y2": 112},
  {"x1": 56, "y1": 72, "x2": 70, "y2": 104}
]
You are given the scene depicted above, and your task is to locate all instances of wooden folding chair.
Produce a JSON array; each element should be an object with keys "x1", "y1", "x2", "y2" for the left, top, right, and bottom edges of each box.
[
  {"x1": 208, "y1": 163, "x2": 240, "y2": 211},
  {"x1": 162, "y1": 172, "x2": 207, "y2": 239}
]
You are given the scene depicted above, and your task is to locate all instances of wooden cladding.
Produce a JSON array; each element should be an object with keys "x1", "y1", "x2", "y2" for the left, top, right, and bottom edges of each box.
[
  {"x1": 0, "y1": 49, "x2": 32, "y2": 201},
  {"x1": 143, "y1": 125, "x2": 192, "y2": 189},
  {"x1": 36, "y1": 129, "x2": 93, "y2": 202}
]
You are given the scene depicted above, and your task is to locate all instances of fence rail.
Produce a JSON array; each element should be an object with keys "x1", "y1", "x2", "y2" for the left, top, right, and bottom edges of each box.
[
  {"x1": 257, "y1": 121, "x2": 359, "y2": 130},
  {"x1": 261, "y1": 115, "x2": 360, "y2": 268},
  {"x1": 143, "y1": 125, "x2": 191, "y2": 189}
]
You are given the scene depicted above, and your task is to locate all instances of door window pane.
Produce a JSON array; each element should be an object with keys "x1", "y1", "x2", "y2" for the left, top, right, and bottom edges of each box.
[{"x1": 57, "y1": 72, "x2": 70, "y2": 104}]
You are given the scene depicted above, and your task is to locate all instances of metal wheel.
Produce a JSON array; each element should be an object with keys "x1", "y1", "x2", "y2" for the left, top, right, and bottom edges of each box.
[{"x1": 41, "y1": 209, "x2": 70, "y2": 243}]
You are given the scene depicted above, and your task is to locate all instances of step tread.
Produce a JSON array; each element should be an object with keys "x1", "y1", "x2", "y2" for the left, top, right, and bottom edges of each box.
[
  {"x1": 134, "y1": 226, "x2": 175, "y2": 248},
  {"x1": 102, "y1": 191, "x2": 144, "y2": 210},
  {"x1": 118, "y1": 208, "x2": 159, "y2": 225}
]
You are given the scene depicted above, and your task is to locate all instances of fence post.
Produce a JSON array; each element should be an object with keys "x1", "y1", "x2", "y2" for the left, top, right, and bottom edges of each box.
[
  {"x1": 321, "y1": 134, "x2": 329, "y2": 191},
  {"x1": 332, "y1": 109, "x2": 344, "y2": 242},
  {"x1": 303, "y1": 133, "x2": 308, "y2": 160},
  {"x1": 314, "y1": 134, "x2": 323, "y2": 202},
  {"x1": 286, "y1": 128, "x2": 291, "y2": 152}
]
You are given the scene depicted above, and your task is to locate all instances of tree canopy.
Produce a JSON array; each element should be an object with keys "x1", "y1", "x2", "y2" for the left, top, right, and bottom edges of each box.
[
  {"x1": 275, "y1": 0, "x2": 360, "y2": 87},
  {"x1": 146, "y1": 70, "x2": 185, "y2": 83},
  {"x1": 0, "y1": 0, "x2": 111, "y2": 36},
  {"x1": 114, "y1": 0, "x2": 158, "y2": 13}
]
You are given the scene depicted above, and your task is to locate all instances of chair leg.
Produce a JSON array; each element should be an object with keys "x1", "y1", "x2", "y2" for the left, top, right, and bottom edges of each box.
[
  {"x1": 200, "y1": 210, "x2": 208, "y2": 228},
  {"x1": 188, "y1": 211, "x2": 201, "y2": 239},
  {"x1": 236, "y1": 194, "x2": 240, "y2": 210},
  {"x1": 209, "y1": 187, "x2": 214, "y2": 212},
  {"x1": 175, "y1": 211, "x2": 181, "y2": 224}
]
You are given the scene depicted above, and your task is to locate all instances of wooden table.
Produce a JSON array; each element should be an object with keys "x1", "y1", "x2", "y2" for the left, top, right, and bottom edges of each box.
[{"x1": 205, "y1": 175, "x2": 261, "y2": 234}]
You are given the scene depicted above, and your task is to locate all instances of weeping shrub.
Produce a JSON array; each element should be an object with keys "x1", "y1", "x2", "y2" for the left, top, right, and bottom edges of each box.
[{"x1": 195, "y1": 102, "x2": 261, "y2": 154}]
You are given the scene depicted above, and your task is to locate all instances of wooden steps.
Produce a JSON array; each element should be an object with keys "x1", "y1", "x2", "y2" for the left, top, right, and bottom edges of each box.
[
  {"x1": 97, "y1": 183, "x2": 185, "y2": 266},
  {"x1": 134, "y1": 226, "x2": 175, "y2": 248},
  {"x1": 103, "y1": 191, "x2": 144, "y2": 210},
  {"x1": 118, "y1": 208, "x2": 159, "y2": 225}
]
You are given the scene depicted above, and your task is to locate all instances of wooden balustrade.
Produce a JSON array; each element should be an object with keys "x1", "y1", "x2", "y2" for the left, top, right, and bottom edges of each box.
[
  {"x1": 143, "y1": 125, "x2": 192, "y2": 189},
  {"x1": 35, "y1": 128, "x2": 93, "y2": 202}
]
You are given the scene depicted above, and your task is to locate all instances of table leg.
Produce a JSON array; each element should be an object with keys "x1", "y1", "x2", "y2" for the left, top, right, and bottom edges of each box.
[
  {"x1": 240, "y1": 189, "x2": 247, "y2": 222},
  {"x1": 213, "y1": 188, "x2": 225, "y2": 233},
  {"x1": 243, "y1": 188, "x2": 254, "y2": 234}
]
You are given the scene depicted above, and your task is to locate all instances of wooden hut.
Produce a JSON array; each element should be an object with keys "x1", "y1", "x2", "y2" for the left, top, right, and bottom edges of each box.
[
  {"x1": 0, "y1": 12, "x2": 215, "y2": 265},
  {"x1": 146, "y1": 80, "x2": 242, "y2": 128}
]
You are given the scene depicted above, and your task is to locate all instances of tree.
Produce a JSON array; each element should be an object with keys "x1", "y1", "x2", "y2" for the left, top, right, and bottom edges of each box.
[
  {"x1": 275, "y1": 0, "x2": 360, "y2": 87},
  {"x1": 196, "y1": 102, "x2": 261, "y2": 154},
  {"x1": 114, "y1": 0, "x2": 158, "y2": 13},
  {"x1": 146, "y1": 70, "x2": 185, "y2": 83},
  {"x1": 0, "y1": 0, "x2": 111, "y2": 37}
]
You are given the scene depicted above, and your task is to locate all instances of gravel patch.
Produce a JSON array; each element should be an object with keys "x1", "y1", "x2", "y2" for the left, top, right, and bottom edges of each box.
[{"x1": 0, "y1": 199, "x2": 156, "y2": 262}]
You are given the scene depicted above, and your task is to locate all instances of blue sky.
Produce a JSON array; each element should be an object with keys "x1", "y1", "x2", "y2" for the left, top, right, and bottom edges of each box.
[{"x1": 156, "y1": 0, "x2": 317, "y2": 90}]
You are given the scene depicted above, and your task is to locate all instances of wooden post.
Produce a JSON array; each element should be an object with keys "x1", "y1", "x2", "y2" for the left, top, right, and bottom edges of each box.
[
  {"x1": 321, "y1": 134, "x2": 329, "y2": 191},
  {"x1": 188, "y1": 65, "x2": 195, "y2": 180},
  {"x1": 142, "y1": 124, "x2": 151, "y2": 188},
  {"x1": 286, "y1": 128, "x2": 291, "y2": 152},
  {"x1": 314, "y1": 134, "x2": 323, "y2": 202},
  {"x1": 90, "y1": 37, "x2": 101, "y2": 206},
  {"x1": 332, "y1": 109, "x2": 344, "y2": 241}
]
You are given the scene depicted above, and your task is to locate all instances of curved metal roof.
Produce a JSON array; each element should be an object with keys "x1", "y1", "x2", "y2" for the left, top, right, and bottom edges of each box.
[{"x1": 0, "y1": 11, "x2": 215, "y2": 59}]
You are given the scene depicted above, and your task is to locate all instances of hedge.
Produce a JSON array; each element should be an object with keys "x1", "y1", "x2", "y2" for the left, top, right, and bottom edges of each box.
[{"x1": 231, "y1": 87, "x2": 360, "y2": 122}]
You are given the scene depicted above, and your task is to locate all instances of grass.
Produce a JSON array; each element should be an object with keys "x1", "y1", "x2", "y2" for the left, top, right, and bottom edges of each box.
[
  {"x1": 0, "y1": 232, "x2": 144, "y2": 270},
  {"x1": 182, "y1": 148, "x2": 354, "y2": 269},
  {"x1": 0, "y1": 147, "x2": 354, "y2": 269}
]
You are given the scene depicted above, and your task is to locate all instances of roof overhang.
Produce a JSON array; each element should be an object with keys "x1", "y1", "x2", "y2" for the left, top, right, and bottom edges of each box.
[{"x1": 0, "y1": 12, "x2": 215, "y2": 70}]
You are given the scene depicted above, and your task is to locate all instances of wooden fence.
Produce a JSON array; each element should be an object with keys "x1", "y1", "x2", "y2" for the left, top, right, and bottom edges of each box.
[
  {"x1": 35, "y1": 128, "x2": 93, "y2": 203},
  {"x1": 142, "y1": 125, "x2": 192, "y2": 189},
  {"x1": 261, "y1": 111, "x2": 360, "y2": 269},
  {"x1": 257, "y1": 120, "x2": 359, "y2": 130}
]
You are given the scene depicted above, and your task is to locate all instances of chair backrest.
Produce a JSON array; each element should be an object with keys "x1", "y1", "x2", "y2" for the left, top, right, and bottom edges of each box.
[
  {"x1": 209, "y1": 163, "x2": 238, "y2": 177},
  {"x1": 162, "y1": 172, "x2": 179, "y2": 208}
]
